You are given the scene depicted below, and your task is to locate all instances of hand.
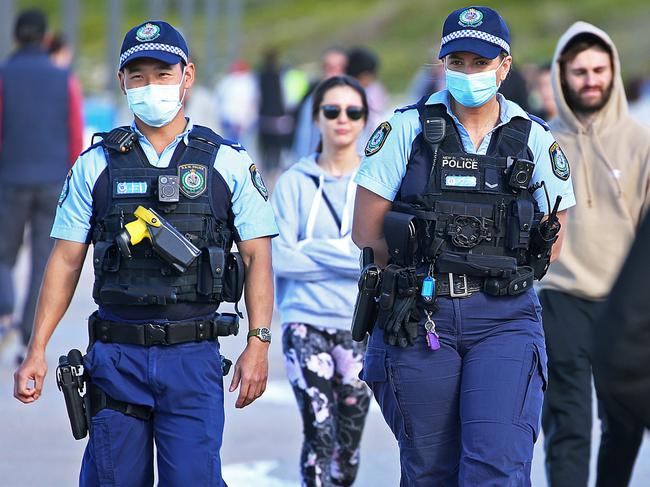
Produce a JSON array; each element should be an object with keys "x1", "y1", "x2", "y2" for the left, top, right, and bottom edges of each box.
[
  {"x1": 14, "y1": 349, "x2": 48, "y2": 404},
  {"x1": 228, "y1": 339, "x2": 269, "y2": 408}
]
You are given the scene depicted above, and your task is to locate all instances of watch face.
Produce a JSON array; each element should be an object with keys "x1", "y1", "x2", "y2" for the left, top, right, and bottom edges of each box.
[{"x1": 259, "y1": 327, "x2": 272, "y2": 342}]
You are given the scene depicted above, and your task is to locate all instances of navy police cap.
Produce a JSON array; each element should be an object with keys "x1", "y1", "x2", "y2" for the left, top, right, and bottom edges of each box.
[
  {"x1": 119, "y1": 20, "x2": 188, "y2": 70},
  {"x1": 438, "y1": 6, "x2": 510, "y2": 60}
]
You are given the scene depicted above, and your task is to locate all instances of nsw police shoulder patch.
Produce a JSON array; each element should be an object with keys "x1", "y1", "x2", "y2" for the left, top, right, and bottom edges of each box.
[
  {"x1": 249, "y1": 164, "x2": 268, "y2": 201},
  {"x1": 58, "y1": 169, "x2": 72, "y2": 207},
  {"x1": 179, "y1": 164, "x2": 207, "y2": 199},
  {"x1": 549, "y1": 142, "x2": 570, "y2": 181},
  {"x1": 365, "y1": 122, "x2": 391, "y2": 157}
]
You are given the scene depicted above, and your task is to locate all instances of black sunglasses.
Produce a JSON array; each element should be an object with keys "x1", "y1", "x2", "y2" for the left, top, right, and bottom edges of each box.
[{"x1": 321, "y1": 104, "x2": 366, "y2": 121}]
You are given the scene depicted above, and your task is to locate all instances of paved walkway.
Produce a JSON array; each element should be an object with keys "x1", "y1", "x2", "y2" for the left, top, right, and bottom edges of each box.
[{"x1": 1, "y1": 249, "x2": 648, "y2": 486}]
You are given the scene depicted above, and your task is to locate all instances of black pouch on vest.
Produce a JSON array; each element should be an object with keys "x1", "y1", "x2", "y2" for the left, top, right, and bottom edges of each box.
[
  {"x1": 506, "y1": 199, "x2": 535, "y2": 250},
  {"x1": 93, "y1": 241, "x2": 120, "y2": 275},
  {"x1": 198, "y1": 247, "x2": 225, "y2": 297},
  {"x1": 223, "y1": 252, "x2": 245, "y2": 303},
  {"x1": 384, "y1": 211, "x2": 418, "y2": 266},
  {"x1": 436, "y1": 252, "x2": 517, "y2": 278}
]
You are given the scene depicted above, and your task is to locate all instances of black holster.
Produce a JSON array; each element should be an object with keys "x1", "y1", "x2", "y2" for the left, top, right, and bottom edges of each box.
[
  {"x1": 351, "y1": 263, "x2": 381, "y2": 341},
  {"x1": 56, "y1": 349, "x2": 90, "y2": 440}
]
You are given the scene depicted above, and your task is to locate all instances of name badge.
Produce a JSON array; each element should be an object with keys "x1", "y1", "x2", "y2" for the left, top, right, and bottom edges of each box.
[
  {"x1": 114, "y1": 180, "x2": 148, "y2": 197},
  {"x1": 445, "y1": 175, "x2": 477, "y2": 188}
]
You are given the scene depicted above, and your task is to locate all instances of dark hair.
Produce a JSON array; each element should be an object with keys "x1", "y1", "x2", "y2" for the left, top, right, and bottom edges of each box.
[
  {"x1": 311, "y1": 75, "x2": 368, "y2": 152},
  {"x1": 345, "y1": 47, "x2": 379, "y2": 78},
  {"x1": 311, "y1": 75, "x2": 368, "y2": 122},
  {"x1": 559, "y1": 33, "x2": 611, "y2": 69},
  {"x1": 48, "y1": 32, "x2": 67, "y2": 55},
  {"x1": 14, "y1": 9, "x2": 47, "y2": 45}
]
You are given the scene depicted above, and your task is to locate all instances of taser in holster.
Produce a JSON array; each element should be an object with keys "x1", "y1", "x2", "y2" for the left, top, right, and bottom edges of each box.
[
  {"x1": 56, "y1": 349, "x2": 90, "y2": 440},
  {"x1": 115, "y1": 206, "x2": 202, "y2": 273}
]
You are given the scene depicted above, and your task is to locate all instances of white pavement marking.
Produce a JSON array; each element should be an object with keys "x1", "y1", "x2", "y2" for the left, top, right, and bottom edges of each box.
[
  {"x1": 257, "y1": 379, "x2": 381, "y2": 413},
  {"x1": 223, "y1": 460, "x2": 298, "y2": 487}
]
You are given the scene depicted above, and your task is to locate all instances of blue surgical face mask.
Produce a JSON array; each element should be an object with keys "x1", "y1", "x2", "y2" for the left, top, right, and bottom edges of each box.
[
  {"x1": 445, "y1": 59, "x2": 505, "y2": 108},
  {"x1": 125, "y1": 68, "x2": 186, "y2": 127}
]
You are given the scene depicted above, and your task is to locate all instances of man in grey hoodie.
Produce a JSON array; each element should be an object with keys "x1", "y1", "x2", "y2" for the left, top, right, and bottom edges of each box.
[{"x1": 539, "y1": 22, "x2": 650, "y2": 487}]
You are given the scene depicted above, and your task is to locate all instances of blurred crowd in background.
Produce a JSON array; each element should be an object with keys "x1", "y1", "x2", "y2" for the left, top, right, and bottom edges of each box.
[{"x1": 6, "y1": 9, "x2": 649, "y2": 188}]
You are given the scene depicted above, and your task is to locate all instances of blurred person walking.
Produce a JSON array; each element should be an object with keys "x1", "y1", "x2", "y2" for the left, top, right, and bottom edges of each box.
[
  {"x1": 592, "y1": 208, "x2": 650, "y2": 430},
  {"x1": 272, "y1": 76, "x2": 372, "y2": 487},
  {"x1": 539, "y1": 22, "x2": 650, "y2": 487},
  {"x1": 214, "y1": 59, "x2": 259, "y2": 144},
  {"x1": 346, "y1": 47, "x2": 388, "y2": 146},
  {"x1": 0, "y1": 9, "x2": 83, "y2": 360},
  {"x1": 291, "y1": 47, "x2": 348, "y2": 160},
  {"x1": 258, "y1": 48, "x2": 293, "y2": 178}
]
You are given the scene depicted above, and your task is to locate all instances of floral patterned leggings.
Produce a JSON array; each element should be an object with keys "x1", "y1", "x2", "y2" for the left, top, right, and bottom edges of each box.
[{"x1": 282, "y1": 322, "x2": 372, "y2": 487}]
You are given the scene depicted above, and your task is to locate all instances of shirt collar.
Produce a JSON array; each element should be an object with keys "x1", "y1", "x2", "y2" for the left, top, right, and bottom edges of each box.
[
  {"x1": 425, "y1": 89, "x2": 528, "y2": 128},
  {"x1": 130, "y1": 116, "x2": 194, "y2": 146}
]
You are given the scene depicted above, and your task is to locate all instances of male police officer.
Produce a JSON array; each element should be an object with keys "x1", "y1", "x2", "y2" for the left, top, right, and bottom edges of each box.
[
  {"x1": 13, "y1": 21, "x2": 277, "y2": 486},
  {"x1": 352, "y1": 6, "x2": 575, "y2": 485}
]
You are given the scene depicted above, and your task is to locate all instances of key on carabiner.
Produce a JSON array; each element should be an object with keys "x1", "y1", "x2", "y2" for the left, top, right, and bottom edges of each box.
[{"x1": 424, "y1": 310, "x2": 441, "y2": 351}]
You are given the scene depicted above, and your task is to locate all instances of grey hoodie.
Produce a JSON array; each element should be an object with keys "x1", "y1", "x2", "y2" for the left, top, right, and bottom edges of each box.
[
  {"x1": 540, "y1": 21, "x2": 650, "y2": 299},
  {"x1": 271, "y1": 154, "x2": 361, "y2": 330}
]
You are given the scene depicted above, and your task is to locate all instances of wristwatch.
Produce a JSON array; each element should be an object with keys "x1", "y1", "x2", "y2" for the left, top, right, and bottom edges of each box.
[{"x1": 247, "y1": 327, "x2": 272, "y2": 343}]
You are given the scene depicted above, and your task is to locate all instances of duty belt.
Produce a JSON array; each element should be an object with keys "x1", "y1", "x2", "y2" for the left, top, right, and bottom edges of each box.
[{"x1": 88, "y1": 312, "x2": 238, "y2": 346}]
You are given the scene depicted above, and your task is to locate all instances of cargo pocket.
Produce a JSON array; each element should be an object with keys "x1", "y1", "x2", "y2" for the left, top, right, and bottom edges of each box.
[
  {"x1": 89, "y1": 415, "x2": 116, "y2": 485},
  {"x1": 361, "y1": 347, "x2": 412, "y2": 442},
  {"x1": 515, "y1": 343, "x2": 548, "y2": 441}
]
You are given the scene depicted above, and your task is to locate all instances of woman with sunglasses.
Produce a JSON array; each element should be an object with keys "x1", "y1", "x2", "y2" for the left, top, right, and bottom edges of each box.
[{"x1": 271, "y1": 75, "x2": 371, "y2": 487}]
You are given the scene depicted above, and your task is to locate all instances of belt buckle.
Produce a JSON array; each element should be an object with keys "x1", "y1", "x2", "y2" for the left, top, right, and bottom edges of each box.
[
  {"x1": 145, "y1": 323, "x2": 168, "y2": 346},
  {"x1": 448, "y1": 273, "x2": 470, "y2": 298}
]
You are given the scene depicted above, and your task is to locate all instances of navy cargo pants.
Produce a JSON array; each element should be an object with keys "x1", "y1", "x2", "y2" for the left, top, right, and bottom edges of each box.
[
  {"x1": 79, "y1": 339, "x2": 227, "y2": 487},
  {"x1": 361, "y1": 288, "x2": 547, "y2": 486}
]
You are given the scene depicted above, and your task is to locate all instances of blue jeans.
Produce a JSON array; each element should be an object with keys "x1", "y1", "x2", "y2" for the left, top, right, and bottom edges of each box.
[
  {"x1": 361, "y1": 289, "x2": 547, "y2": 486},
  {"x1": 79, "y1": 340, "x2": 227, "y2": 487}
]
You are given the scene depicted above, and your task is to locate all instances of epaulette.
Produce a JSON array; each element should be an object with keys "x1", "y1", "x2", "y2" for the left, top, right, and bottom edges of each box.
[
  {"x1": 527, "y1": 113, "x2": 551, "y2": 132},
  {"x1": 394, "y1": 103, "x2": 418, "y2": 114},
  {"x1": 78, "y1": 141, "x2": 104, "y2": 157}
]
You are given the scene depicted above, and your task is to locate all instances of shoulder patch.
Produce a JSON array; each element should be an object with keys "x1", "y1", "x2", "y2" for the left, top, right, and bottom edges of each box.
[
  {"x1": 365, "y1": 122, "x2": 392, "y2": 156},
  {"x1": 528, "y1": 113, "x2": 550, "y2": 132},
  {"x1": 58, "y1": 169, "x2": 73, "y2": 207},
  {"x1": 549, "y1": 142, "x2": 570, "y2": 181},
  {"x1": 249, "y1": 164, "x2": 269, "y2": 201}
]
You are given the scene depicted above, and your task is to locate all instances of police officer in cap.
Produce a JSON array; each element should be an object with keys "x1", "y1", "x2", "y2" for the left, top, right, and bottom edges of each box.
[
  {"x1": 13, "y1": 20, "x2": 277, "y2": 486},
  {"x1": 352, "y1": 6, "x2": 575, "y2": 485}
]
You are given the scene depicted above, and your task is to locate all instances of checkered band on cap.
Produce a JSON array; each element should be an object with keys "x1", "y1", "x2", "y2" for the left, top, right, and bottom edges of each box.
[
  {"x1": 119, "y1": 42, "x2": 188, "y2": 65},
  {"x1": 441, "y1": 29, "x2": 510, "y2": 54}
]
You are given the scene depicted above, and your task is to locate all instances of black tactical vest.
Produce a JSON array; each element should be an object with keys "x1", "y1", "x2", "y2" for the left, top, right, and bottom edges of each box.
[
  {"x1": 392, "y1": 101, "x2": 543, "y2": 278},
  {"x1": 91, "y1": 125, "x2": 238, "y2": 320}
]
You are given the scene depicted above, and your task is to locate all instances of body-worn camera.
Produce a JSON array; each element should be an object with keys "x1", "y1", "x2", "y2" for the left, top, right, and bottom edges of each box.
[
  {"x1": 158, "y1": 175, "x2": 180, "y2": 203},
  {"x1": 506, "y1": 157, "x2": 535, "y2": 191}
]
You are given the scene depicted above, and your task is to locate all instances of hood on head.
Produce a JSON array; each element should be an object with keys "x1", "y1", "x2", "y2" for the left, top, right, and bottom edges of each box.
[{"x1": 550, "y1": 21, "x2": 627, "y2": 132}]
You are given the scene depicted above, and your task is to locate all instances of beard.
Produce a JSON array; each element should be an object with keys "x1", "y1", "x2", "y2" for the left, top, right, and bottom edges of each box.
[{"x1": 563, "y1": 82, "x2": 613, "y2": 115}]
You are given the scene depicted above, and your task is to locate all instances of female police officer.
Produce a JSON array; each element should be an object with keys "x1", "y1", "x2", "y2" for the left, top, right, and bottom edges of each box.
[{"x1": 352, "y1": 6, "x2": 575, "y2": 486}]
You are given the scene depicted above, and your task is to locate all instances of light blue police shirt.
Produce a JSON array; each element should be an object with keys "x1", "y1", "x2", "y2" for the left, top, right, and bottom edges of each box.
[
  {"x1": 355, "y1": 90, "x2": 576, "y2": 215},
  {"x1": 52, "y1": 117, "x2": 278, "y2": 243}
]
